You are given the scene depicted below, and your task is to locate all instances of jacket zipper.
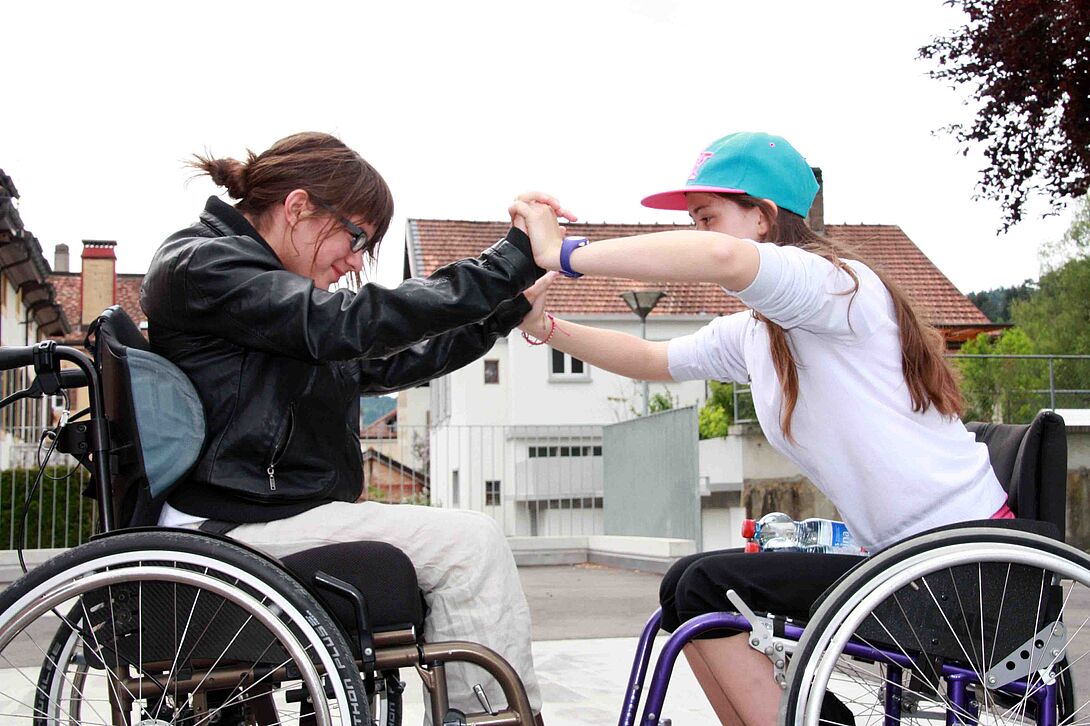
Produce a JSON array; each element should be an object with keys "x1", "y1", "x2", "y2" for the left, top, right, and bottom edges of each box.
[{"x1": 267, "y1": 404, "x2": 295, "y2": 492}]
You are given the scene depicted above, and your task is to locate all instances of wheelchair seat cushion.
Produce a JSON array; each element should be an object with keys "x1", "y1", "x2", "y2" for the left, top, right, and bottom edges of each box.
[{"x1": 281, "y1": 541, "x2": 426, "y2": 636}]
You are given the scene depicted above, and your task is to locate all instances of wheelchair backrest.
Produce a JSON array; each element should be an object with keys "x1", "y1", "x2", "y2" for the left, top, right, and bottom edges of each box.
[
  {"x1": 87, "y1": 305, "x2": 206, "y2": 527},
  {"x1": 966, "y1": 410, "x2": 1067, "y2": 541}
]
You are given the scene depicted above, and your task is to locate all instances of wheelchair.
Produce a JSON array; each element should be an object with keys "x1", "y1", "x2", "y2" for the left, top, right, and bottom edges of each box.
[
  {"x1": 619, "y1": 409, "x2": 1090, "y2": 726},
  {"x1": 0, "y1": 306, "x2": 534, "y2": 726}
]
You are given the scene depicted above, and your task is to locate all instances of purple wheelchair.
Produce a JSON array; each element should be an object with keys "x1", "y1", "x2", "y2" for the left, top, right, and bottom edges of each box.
[{"x1": 619, "y1": 410, "x2": 1090, "y2": 726}]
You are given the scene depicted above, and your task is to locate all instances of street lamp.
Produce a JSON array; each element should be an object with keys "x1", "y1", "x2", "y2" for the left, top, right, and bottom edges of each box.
[{"x1": 620, "y1": 290, "x2": 667, "y2": 416}]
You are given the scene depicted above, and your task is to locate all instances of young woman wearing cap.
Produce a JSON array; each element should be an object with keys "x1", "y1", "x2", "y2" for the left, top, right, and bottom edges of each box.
[
  {"x1": 141, "y1": 131, "x2": 562, "y2": 723},
  {"x1": 511, "y1": 132, "x2": 1009, "y2": 726}
]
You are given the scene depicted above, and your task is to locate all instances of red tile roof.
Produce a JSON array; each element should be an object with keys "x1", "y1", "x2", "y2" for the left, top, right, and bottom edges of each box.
[{"x1": 406, "y1": 220, "x2": 990, "y2": 326}]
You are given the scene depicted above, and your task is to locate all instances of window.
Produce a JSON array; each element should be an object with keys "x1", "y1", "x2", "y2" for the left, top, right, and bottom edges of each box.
[
  {"x1": 549, "y1": 347, "x2": 589, "y2": 380},
  {"x1": 485, "y1": 479, "x2": 501, "y2": 506},
  {"x1": 483, "y1": 359, "x2": 499, "y2": 384},
  {"x1": 528, "y1": 445, "x2": 603, "y2": 458}
]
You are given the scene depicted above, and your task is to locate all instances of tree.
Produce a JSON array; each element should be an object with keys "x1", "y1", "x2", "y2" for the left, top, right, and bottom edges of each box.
[
  {"x1": 1010, "y1": 211, "x2": 1090, "y2": 409},
  {"x1": 956, "y1": 328, "x2": 1044, "y2": 423},
  {"x1": 966, "y1": 280, "x2": 1036, "y2": 322},
  {"x1": 919, "y1": 1, "x2": 1090, "y2": 230},
  {"x1": 1039, "y1": 193, "x2": 1090, "y2": 271},
  {"x1": 1015, "y1": 194, "x2": 1090, "y2": 349}
]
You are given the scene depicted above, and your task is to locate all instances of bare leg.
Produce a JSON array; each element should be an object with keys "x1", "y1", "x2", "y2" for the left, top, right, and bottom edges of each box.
[
  {"x1": 684, "y1": 643, "x2": 744, "y2": 726},
  {"x1": 687, "y1": 634, "x2": 780, "y2": 726}
]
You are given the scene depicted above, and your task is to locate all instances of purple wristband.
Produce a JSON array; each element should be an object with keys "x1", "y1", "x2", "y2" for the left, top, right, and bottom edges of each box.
[{"x1": 559, "y1": 236, "x2": 589, "y2": 278}]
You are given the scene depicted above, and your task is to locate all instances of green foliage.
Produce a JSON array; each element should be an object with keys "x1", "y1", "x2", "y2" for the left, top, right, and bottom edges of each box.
[
  {"x1": 966, "y1": 281, "x2": 1036, "y2": 323},
  {"x1": 648, "y1": 391, "x2": 675, "y2": 414},
  {"x1": 698, "y1": 404, "x2": 729, "y2": 439},
  {"x1": 1013, "y1": 258, "x2": 1090, "y2": 356},
  {"x1": 956, "y1": 329, "x2": 1045, "y2": 424},
  {"x1": 957, "y1": 197, "x2": 1090, "y2": 419},
  {"x1": 919, "y1": 4, "x2": 1090, "y2": 229},
  {"x1": 698, "y1": 381, "x2": 755, "y2": 439},
  {"x1": 1039, "y1": 193, "x2": 1090, "y2": 271},
  {"x1": 0, "y1": 467, "x2": 96, "y2": 549},
  {"x1": 1009, "y1": 232, "x2": 1090, "y2": 410}
]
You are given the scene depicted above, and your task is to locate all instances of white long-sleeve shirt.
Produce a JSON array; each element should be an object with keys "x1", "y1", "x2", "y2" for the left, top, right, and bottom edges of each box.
[{"x1": 668, "y1": 240, "x2": 1006, "y2": 552}]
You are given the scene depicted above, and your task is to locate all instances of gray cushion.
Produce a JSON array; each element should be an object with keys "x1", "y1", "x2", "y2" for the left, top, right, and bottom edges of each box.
[{"x1": 127, "y1": 348, "x2": 205, "y2": 498}]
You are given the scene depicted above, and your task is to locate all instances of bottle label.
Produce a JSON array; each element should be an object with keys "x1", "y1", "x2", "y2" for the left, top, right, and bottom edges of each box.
[{"x1": 829, "y1": 521, "x2": 854, "y2": 549}]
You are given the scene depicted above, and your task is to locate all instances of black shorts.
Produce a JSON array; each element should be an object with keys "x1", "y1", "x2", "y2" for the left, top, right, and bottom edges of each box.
[{"x1": 659, "y1": 548, "x2": 866, "y2": 633}]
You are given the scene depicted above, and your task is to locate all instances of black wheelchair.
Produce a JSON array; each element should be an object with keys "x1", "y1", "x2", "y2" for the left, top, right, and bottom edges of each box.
[
  {"x1": 618, "y1": 409, "x2": 1090, "y2": 726},
  {"x1": 0, "y1": 306, "x2": 534, "y2": 726}
]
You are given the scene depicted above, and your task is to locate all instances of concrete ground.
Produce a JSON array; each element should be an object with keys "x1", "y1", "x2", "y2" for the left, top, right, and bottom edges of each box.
[{"x1": 397, "y1": 562, "x2": 721, "y2": 725}]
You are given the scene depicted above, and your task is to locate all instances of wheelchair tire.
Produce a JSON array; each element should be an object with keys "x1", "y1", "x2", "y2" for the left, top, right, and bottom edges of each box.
[
  {"x1": 372, "y1": 671, "x2": 404, "y2": 726},
  {"x1": 0, "y1": 529, "x2": 369, "y2": 726},
  {"x1": 781, "y1": 527, "x2": 1090, "y2": 726}
]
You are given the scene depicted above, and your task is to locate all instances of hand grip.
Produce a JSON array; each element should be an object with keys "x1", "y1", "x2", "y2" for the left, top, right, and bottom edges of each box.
[{"x1": 0, "y1": 347, "x2": 35, "y2": 371}]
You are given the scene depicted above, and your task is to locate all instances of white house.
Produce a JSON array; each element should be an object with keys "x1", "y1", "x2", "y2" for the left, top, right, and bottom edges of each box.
[
  {"x1": 0, "y1": 171, "x2": 72, "y2": 468},
  {"x1": 404, "y1": 203, "x2": 999, "y2": 542}
]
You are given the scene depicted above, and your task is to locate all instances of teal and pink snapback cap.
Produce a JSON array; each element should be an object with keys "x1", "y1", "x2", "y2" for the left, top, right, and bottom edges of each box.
[{"x1": 641, "y1": 132, "x2": 819, "y2": 217}]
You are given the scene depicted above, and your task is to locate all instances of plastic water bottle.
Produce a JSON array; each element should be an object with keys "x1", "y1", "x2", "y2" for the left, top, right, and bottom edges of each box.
[{"x1": 741, "y1": 513, "x2": 866, "y2": 555}]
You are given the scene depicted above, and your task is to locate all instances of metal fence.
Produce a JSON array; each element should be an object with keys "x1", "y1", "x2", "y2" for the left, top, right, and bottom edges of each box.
[
  {"x1": 732, "y1": 353, "x2": 1090, "y2": 426},
  {"x1": 7, "y1": 352, "x2": 1089, "y2": 550}
]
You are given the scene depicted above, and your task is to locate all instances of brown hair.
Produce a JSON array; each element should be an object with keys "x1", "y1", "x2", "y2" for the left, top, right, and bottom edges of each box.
[
  {"x1": 726, "y1": 194, "x2": 964, "y2": 440},
  {"x1": 188, "y1": 132, "x2": 394, "y2": 262}
]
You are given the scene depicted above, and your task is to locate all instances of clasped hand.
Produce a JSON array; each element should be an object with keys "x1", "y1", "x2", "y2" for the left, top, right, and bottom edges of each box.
[{"x1": 508, "y1": 192, "x2": 577, "y2": 339}]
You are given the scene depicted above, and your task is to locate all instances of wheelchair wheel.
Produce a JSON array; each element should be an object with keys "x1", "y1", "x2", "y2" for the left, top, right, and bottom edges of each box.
[
  {"x1": 0, "y1": 529, "x2": 369, "y2": 726},
  {"x1": 781, "y1": 527, "x2": 1090, "y2": 726},
  {"x1": 370, "y1": 671, "x2": 404, "y2": 726}
]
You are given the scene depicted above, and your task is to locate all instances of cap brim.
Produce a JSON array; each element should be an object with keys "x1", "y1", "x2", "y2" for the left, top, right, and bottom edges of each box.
[{"x1": 640, "y1": 185, "x2": 746, "y2": 210}]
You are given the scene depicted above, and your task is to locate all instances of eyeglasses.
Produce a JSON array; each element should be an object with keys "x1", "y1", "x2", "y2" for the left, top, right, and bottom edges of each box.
[{"x1": 312, "y1": 198, "x2": 370, "y2": 254}]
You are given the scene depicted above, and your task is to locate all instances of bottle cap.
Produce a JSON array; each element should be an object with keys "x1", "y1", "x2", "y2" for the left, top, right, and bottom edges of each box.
[{"x1": 741, "y1": 519, "x2": 756, "y2": 538}]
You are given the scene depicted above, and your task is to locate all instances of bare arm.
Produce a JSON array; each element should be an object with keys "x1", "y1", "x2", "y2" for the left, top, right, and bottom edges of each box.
[
  {"x1": 538, "y1": 317, "x2": 672, "y2": 381},
  {"x1": 519, "y1": 273, "x2": 672, "y2": 381},
  {"x1": 510, "y1": 200, "x2": 761, "y2": 291}
]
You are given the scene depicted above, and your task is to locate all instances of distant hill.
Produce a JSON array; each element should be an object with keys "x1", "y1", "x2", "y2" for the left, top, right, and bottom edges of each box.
[
  {"x1": 967, "y1": 280, "x2": 1036, "y2": 323},
  {"x1": 361, "y1": 395, "x2": 397, "y2": 425}
]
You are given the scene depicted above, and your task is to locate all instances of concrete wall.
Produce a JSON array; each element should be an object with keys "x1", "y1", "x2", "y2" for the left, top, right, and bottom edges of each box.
[{"x1": 1064, "y1": 424, "x2": 1090, "y2": 551}]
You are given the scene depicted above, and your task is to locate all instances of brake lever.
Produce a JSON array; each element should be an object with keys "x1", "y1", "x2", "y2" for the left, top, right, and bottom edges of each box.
[{"x1": 0, "y1": 370, "x2": 88, "y2": 408}]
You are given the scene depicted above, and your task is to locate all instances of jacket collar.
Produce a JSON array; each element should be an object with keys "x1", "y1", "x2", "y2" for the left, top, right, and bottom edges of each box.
[{"x1": 200, "y1": 196, "x2": 276, "y2": 255}]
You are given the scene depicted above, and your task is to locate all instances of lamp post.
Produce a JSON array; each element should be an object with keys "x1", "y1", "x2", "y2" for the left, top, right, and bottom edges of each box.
[{"x1": 620, "y1": 290, "x2": 667, "y2": 416}]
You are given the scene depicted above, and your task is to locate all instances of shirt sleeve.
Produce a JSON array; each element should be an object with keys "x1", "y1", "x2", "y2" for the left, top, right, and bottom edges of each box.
[
  {"x1": 729, "y1": 240, "x2": 890, "y2": 339},
  {"x1": 667, "y1": 312, "x2": 750, "y2": 383}
]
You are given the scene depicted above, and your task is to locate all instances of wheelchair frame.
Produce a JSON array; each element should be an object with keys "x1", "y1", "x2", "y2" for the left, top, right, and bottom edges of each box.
[{"x1": 0, "y1": 336, "x2": 536, "y2": 726}]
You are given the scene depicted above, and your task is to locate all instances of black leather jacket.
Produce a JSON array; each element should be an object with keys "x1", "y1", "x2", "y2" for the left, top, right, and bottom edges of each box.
[{"x1": 140, "y1": 196, "x2": 541, "y2": 523}]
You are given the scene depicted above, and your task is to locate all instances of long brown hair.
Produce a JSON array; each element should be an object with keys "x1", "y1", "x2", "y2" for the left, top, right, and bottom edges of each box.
[
  {"x1": 728, "y1": 194, "x2": 965, "y2": 440},
  {"x1": 188, "y1": 132, "x2": 394, "y2": 263}
]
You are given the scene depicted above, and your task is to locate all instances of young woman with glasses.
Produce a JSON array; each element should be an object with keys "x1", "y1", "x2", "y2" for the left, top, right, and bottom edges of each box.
[{"x1": 140, "y1": 131, "x2": 562, "y2": 723}]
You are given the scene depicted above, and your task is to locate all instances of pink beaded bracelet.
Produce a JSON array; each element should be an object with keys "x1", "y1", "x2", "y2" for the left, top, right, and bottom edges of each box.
[{"x1": 521, "y1": 313, "x2": 557, "y2": 346}]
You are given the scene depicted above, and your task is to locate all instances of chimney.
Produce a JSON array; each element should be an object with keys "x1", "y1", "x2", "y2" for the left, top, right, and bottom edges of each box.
[
  {"x1": 80, "y1": 240, "x2": 117, "y2": 325},
  {"x1": 54, "y1": 243, "x2": 70, "y2": 273},
  {"x1": 806, "y1": 167, "x2": 825, "y2": 235}
]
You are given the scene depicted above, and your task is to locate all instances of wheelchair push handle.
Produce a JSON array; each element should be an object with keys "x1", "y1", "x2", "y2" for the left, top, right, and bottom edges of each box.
[
  {"x1": 0, "y1": 341, "x2": 115, "y2": 532},
  {"x1": 0, "y1": 346, "x2": 35, "y2": 371}
]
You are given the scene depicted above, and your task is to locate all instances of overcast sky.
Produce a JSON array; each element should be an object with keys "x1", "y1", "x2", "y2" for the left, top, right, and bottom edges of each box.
[{"x1": 3, "y1": 1, "x2": 1075, "y2": 295}]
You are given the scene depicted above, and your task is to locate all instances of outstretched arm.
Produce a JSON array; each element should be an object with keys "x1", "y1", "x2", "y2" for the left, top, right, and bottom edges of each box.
[
  {"x1": 518, "y1": 274, "x2": 672, "y2": 382},
  {"x1": 510, "y1": 199, "x2": 761, "y2": 291}
]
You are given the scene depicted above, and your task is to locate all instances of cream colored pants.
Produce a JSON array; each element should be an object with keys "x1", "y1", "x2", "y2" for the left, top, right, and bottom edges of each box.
[{"x1": 203, "y1": 501, "x2": 542, "y2": 720}]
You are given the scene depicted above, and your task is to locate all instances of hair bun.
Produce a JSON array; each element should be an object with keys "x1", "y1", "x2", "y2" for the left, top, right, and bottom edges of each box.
[{"x1": 206, "y1": 157, "x2": 248, "y2": 199}]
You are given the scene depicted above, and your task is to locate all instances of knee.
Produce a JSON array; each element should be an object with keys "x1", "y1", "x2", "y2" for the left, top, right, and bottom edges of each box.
[
  {"x1": 674, "y1": 559, "x2": 732, "y2": 621},
  {"x1": 446, "y1": 510, "x2": 509, "y2": 558}
]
